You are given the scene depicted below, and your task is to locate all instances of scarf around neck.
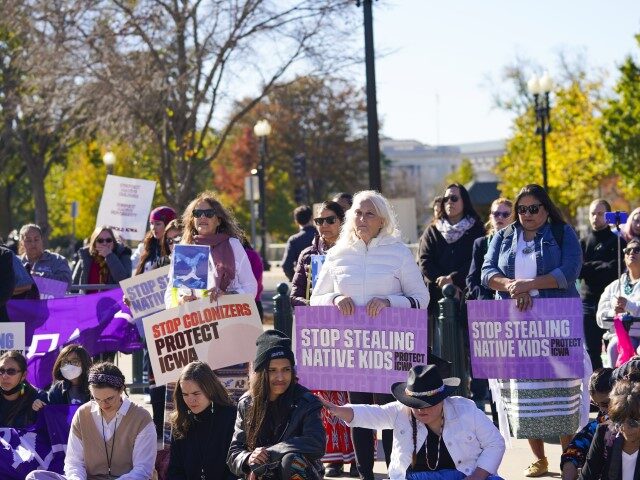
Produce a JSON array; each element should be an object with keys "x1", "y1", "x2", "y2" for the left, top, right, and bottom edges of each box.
[
  {"x1": 436, "y1": 216, "x2": 476, "y2": 244},
  {"x1": 194, "y1": 234, "x2": 236, "y2": 292}
]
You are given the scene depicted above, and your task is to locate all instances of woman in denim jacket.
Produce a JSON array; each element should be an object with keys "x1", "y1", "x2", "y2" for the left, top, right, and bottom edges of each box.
[{"x1": 481, "y1": 184, "x2": 584, "y2": 478}]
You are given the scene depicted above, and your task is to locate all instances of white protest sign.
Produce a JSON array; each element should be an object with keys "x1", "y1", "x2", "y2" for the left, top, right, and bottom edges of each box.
[
  {"x1": 96, "y1": 175, "x2": 156, "y2": 241},
  {"x1": 119, "y1": 266, "x2": 170, "y2": 319},
  {"x1": 0, "y1": 323, "x2": 26, "y2": 356},
  {"x1": 143, "y1": 294, "x2": 263, "y2": 386}
]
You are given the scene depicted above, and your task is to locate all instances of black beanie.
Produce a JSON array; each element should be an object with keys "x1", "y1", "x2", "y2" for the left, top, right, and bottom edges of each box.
[{"x1": 253, "y1": 329, "x2": 295, "y2": 372}]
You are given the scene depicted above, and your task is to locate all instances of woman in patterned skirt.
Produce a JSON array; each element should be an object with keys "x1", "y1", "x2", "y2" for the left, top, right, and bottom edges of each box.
[{"x1": 481, "y1": 184, "x2": 586, "y2": 477}]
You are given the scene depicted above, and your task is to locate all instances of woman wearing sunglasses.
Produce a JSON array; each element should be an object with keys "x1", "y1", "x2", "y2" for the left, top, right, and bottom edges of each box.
[
  {"x1": 596, "y1": 238, "x2": 640, "y2": 367},
  {"x1": 0, "y1": 350, "x2": 46, "y2": 428},
  {"x1": 579, "y1": 377, "x2": 640, "y2": 479},
  {"x1": 290, "y1": 200, "x2": 355, "y2": 477},
  {"x1": 72, "y1": 226, "x2": 132, "y2": 294},
  {"x1": 419, "y1": 183, "x2": 485, "y2": 335},
  {"x1": 481, "y1": 184, "x2": 584, "y2": 477}
]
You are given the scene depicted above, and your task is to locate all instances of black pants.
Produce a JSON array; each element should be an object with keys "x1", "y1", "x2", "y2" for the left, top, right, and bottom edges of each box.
[
  {"x1": 583, "y1": 300, "x2": 606, "y2": 371},
  {"x1": 348, "y1": 392, "x2": 394, "y2": 480}
]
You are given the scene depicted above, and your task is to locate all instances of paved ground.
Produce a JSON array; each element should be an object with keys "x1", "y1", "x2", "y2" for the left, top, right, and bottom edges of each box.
[{"x1": 118, "y1": 265, "x2": 567, "y2": 479}]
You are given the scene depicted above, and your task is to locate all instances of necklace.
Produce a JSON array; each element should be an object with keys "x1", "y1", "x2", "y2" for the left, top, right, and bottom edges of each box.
[
  {"x1": 522, "y1": 239, "x2": 535, "y2": 254},
  {"x1": 101, "y1": 414, "x2": 118, "y2": 477},
  {"x1": 425, "y1": 413, "x2": 444, "y2": 471},
  {"x1": 624, "y1": 274, "x2": 638, "y2": 296}
]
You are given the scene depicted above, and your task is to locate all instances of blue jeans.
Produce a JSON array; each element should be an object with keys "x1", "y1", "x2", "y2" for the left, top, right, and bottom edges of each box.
[{"x1": 406, "y1": 470, "x2": 504, "y2": 480}]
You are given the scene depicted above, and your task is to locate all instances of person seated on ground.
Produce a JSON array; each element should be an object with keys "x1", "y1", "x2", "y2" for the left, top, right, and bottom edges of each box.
[
  {"x1": 579, "y1": 374, "x2": 640, "y2": 479},
  {"x1": 168, "y1": 361, "x2": 237, "y2": 480},
  {"x1": 227, "y1": 330, "x2": 326, "y2": 479},
  {"x1": 597, "y1": 238, "x2": 640, "y2": 367},
  {"x1": 320, "y1": 364, "x2": 506, "y2": 480},
  {"x1": 26, "y1": 362, "x2": 157, "y2": 480},
  {"x1": 0, "y1": 350, "x2": 46, "y2": 428},
  {"x1": 38, "y1": 345, "x2": 91, "y2": 408},
  {"x1": 561, "y1": 368, "x2": 613, "y2": 480}
]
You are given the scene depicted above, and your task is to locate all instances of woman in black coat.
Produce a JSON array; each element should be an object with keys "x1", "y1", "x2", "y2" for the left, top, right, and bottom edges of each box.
[{"x1": 168, "y1": 361, "x2": 237, "y2": 480}]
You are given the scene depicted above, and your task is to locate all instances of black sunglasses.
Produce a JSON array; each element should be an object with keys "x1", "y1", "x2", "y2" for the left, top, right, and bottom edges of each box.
[
  {"x1": 624, "y1": 247, "x2": 640, "y2": 255},
  {"x1": 443, "y1": 195, "x2": 459, "y2": 203},
  {"x1": 314, "y1": 216, "x2": 338, "y2": 226},
  {"x1": 167, "y1": 236, "x2": 182, "y2": 245},
  {"x1": 491, "y1": 211, "x2": 510, "y2": 219},
  {"x1": 517, "y1": 204, "x2": 544, "y2": 215},
  {"x1": 193, "y1": 208, "x2": 217, "y2": 218},
  {"x1": 0, "y1": 367, "x2": 22, "y2": 376},
  {"x1": 96, "y1": 238, "x2": 114, "y2": 244}
]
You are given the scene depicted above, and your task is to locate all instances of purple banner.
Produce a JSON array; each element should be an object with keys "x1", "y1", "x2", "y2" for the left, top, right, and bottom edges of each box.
[
  {"x1": 467, "y1": 298, "x2": 584, "y2": 379},
  {"x1": 0, "y1": 405, "x2": 78, "y2": 480},
  {"x1": 7, "y1": 289, "x2": 143, "y2": 388},
  {"x1": 33, "y1": 277, "x2": 68, "y2": 299},
  {"x1": 295, "y1": 306, "x2": 428, "y2": 394}
]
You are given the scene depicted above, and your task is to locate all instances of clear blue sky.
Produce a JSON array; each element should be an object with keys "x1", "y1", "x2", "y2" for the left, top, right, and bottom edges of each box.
[{"x1": 368, "y1": 0, "x2": 640, "y2": 145}]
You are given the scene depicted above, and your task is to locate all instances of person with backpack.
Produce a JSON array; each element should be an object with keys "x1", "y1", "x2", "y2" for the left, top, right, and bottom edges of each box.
[{"x1": 481, "y1": 184, "x2": 585, "y2": 477}]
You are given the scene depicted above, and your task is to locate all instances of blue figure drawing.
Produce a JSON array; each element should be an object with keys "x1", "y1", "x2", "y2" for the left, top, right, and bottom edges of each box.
[{"x1": 171, "y1": 245, "x2": 209, "y2": 290}]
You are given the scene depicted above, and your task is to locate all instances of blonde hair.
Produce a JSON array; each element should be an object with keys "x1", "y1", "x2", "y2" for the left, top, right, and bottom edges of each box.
[
  {"x1": 335, "y1": 190, "x2": 401, "y2": 249},
  {"x1": 181, "y1": 191, "x2": 243, "y2": 244},
  {"x1": 485, "y1": 197, "x2": 513, "y2": 233},
  {"x1": 88, "y1": 226, "x2": 117, "y2": 256}
]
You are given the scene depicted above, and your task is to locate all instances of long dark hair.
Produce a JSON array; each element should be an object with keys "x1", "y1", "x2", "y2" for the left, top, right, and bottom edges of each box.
[
  {"x1": 52, "y1": 344, "x2": 92, "y2": 394},
  {"x1": 170, "y1": 361, "x2": 233, "y2": 439},
  {"x1": 160, "y1": 219, "x2": 183, "y2": 257},
  {"x1": 245, "y1": 360, "x2": 297, "y2": 450},
  {"x1": 510, "y1": 184, "x2": 566, "y2": 225},
  {"x1": 438, "y1": 183, "x2": 481, "y2": 224},
  {"x1": 0, "y1": 351, "x2": 39, "y2": 427},
  {"x1": 135, "y1": 232, "x2": 161, "y2": 275}
]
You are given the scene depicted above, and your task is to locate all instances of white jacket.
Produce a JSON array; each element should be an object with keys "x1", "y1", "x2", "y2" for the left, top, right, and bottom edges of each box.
[
  {"x1": 310, "y1": 233, "x2": 429, "y2": 309},
  {"x1": 348, "y1": 398, "x2": 505, "y2": 479},
  {"x1": 597, "y1": 272, "x2": 640, "y2": 336}
]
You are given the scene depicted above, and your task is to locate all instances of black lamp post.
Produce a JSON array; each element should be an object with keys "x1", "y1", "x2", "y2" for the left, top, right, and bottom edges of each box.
[
  {"x1": 527, "y1": 72, "x2": 553, "y2": 191},
  {"x1": 253, "y1": 119, "x2": 272, "y2": 271},
  {"x1": 357, "y1": 0, "x2": 382, "y2": 192}
]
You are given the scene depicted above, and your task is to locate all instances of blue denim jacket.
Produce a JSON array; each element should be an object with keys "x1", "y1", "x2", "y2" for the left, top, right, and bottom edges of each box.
[{"x1": 481, "y1": 222, "x2": 582, "y2": 299}]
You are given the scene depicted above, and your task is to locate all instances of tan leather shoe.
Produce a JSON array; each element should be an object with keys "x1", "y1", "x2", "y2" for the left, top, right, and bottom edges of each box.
[{"x1": 524, "y1": 457, "x2": 549, "y2": 477}]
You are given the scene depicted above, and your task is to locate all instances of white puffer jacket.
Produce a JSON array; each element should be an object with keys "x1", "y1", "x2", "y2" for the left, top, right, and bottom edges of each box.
[{"x1": 310, "y1": 233, "x2": 429, "y2": 309}]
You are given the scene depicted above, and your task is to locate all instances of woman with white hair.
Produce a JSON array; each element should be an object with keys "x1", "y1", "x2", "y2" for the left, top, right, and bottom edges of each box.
[{"x1": 310, "y1": 190, "x2": 429, "y2": 480}]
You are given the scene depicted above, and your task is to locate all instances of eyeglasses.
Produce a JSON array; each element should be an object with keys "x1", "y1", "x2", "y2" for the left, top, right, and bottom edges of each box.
[
  {"x1": 192, "y1": 208, "x2": 217, "y2": 218},
  {"x1": 92, "y1": 394, "x2": 119, "y2": 405},
  {"x1": 590, "y1": 400, "x2": 610, "y2": 410},
  {"x1": 624, "y1": 247, "x2": 640, "y2": 255},
  {"x1": 314, "y1": 216, "x2": 338, "y2": 226},
  {"x1": 0, "y1": 368, "x2": 22, "y2": 376},
  {"x1": 96, "y1": 238, "x2": 114, "y2": 244},
  {"x1": 443, "y1": 195, "x2": 459, "y2": 203},
  {"x1": 491, "y1": 211, "x2": 510, "y2": 219},
  {"x1": 517, "y1": 204, "x2": 544, "y2": 215},
  {"x1": 167, "y1": 236, "x2": 182, "y2": 245},
  {"x1": 61, "y1": 360, "x2": 81, "y2": 367}
]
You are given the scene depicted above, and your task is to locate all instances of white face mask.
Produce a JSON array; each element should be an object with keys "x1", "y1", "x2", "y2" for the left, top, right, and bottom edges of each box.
[{"x1": 60, "y1": 364, "x2": 82, "y2": 381}]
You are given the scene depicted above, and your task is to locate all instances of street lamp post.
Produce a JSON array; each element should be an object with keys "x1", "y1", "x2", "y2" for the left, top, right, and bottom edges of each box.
[
  {"x1": 253, "y1": 119, "x2": 272, "y2": 271},
  {"x1": 102, "y1": 150, "x2": 117, "y2": 176},
  {"x1": 527, "y1": 72, "x2": 553, "y2": 191}
]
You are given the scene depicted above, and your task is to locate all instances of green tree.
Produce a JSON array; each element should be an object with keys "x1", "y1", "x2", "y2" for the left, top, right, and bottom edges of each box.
[
  {"x1": 445, "y1": 158, "x2": 474, "y2": 186},
  {"x1": 602, "y1": 34, "x2": 640, "y2": 201}
]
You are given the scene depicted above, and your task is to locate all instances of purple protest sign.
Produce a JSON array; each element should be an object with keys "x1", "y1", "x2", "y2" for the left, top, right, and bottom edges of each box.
[
  {"x1": 467, "y1": 298, "x2": 584, "y2": 379},
  {"x1": 7, "y1": 289, "x2": 143, "y2": 388},
  {"x1": 33, "y1": 277, "x2": 68, "y2": 299},
  {"x1": 295, "y1": 306, "x2": 428, "y2": 394}
]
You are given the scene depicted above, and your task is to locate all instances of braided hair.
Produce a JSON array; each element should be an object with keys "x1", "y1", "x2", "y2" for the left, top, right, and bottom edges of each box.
[{"x1": 411, "y1": 412, "x2": 418, "y2": 467}]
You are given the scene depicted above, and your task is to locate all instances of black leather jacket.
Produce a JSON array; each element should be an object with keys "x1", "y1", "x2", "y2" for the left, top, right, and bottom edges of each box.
[{"x1": 227, "y1": 383, "x2": 326, "y2": 478}]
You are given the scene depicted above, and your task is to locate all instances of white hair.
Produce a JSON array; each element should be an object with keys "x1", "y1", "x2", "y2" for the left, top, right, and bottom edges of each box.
[{"x1": 335, "y1": 190, "x2": 401, "y2": 249}]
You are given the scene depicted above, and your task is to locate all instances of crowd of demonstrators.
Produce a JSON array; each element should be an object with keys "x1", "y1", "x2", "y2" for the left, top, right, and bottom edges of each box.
[
  {"x1": 597, "y1": 238, "x2": 640, "y2": 367},
  {"x1": 465, "y1": 197, "x2": 512, "y2": 424},
  {"x1": 27, "y1": 362, "x2": 157, "y2": 480},
  {"x1": 71, "y1": 225, "x2": 132, "y2": 293},
  {"x1": 166, "y1": 191, "x2": 257, "y2": 308},
  {"x1": 132, "y1": 206, "x2": 177, "y2": 274},
  {"x1": 19, "y1": 224, "x2": 72, "y2": 287},
  {"x1": 311, "y1": 190, "x2": 429, "y2": 480},
  {"x1": 560, "y1": 368, "x2": 614, "y2": 480},
  {"x1": 580, "y1": 200, "x2": 627, "y2": 371},
  {"x1": 168, "y1": 361, "x2": 237, "y2": 480},
  {"x1": 622, "y1": 207, "x2": 640, "y2": 243},
  {"x1": 482, "y1": 184, "x2": 585, "y2": 477},
  {"x1": 289, "y1": 200, "x2": 356, "y2": 477},
  {"x1": 320, "y1": 364, "x2": 506, "y2": 480},
  {"x1": 227, "y1": 330, "x2": 326, "y2": 479},
  {"x1": 418, "y1": 183, "x2": 485, "y2": 338},
  {"x1": 281, "y1": 205, "x2": 317, "y2": 282},
  {"x1": 0, "y1": 351, "x2": 46, "y2": 428}
]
